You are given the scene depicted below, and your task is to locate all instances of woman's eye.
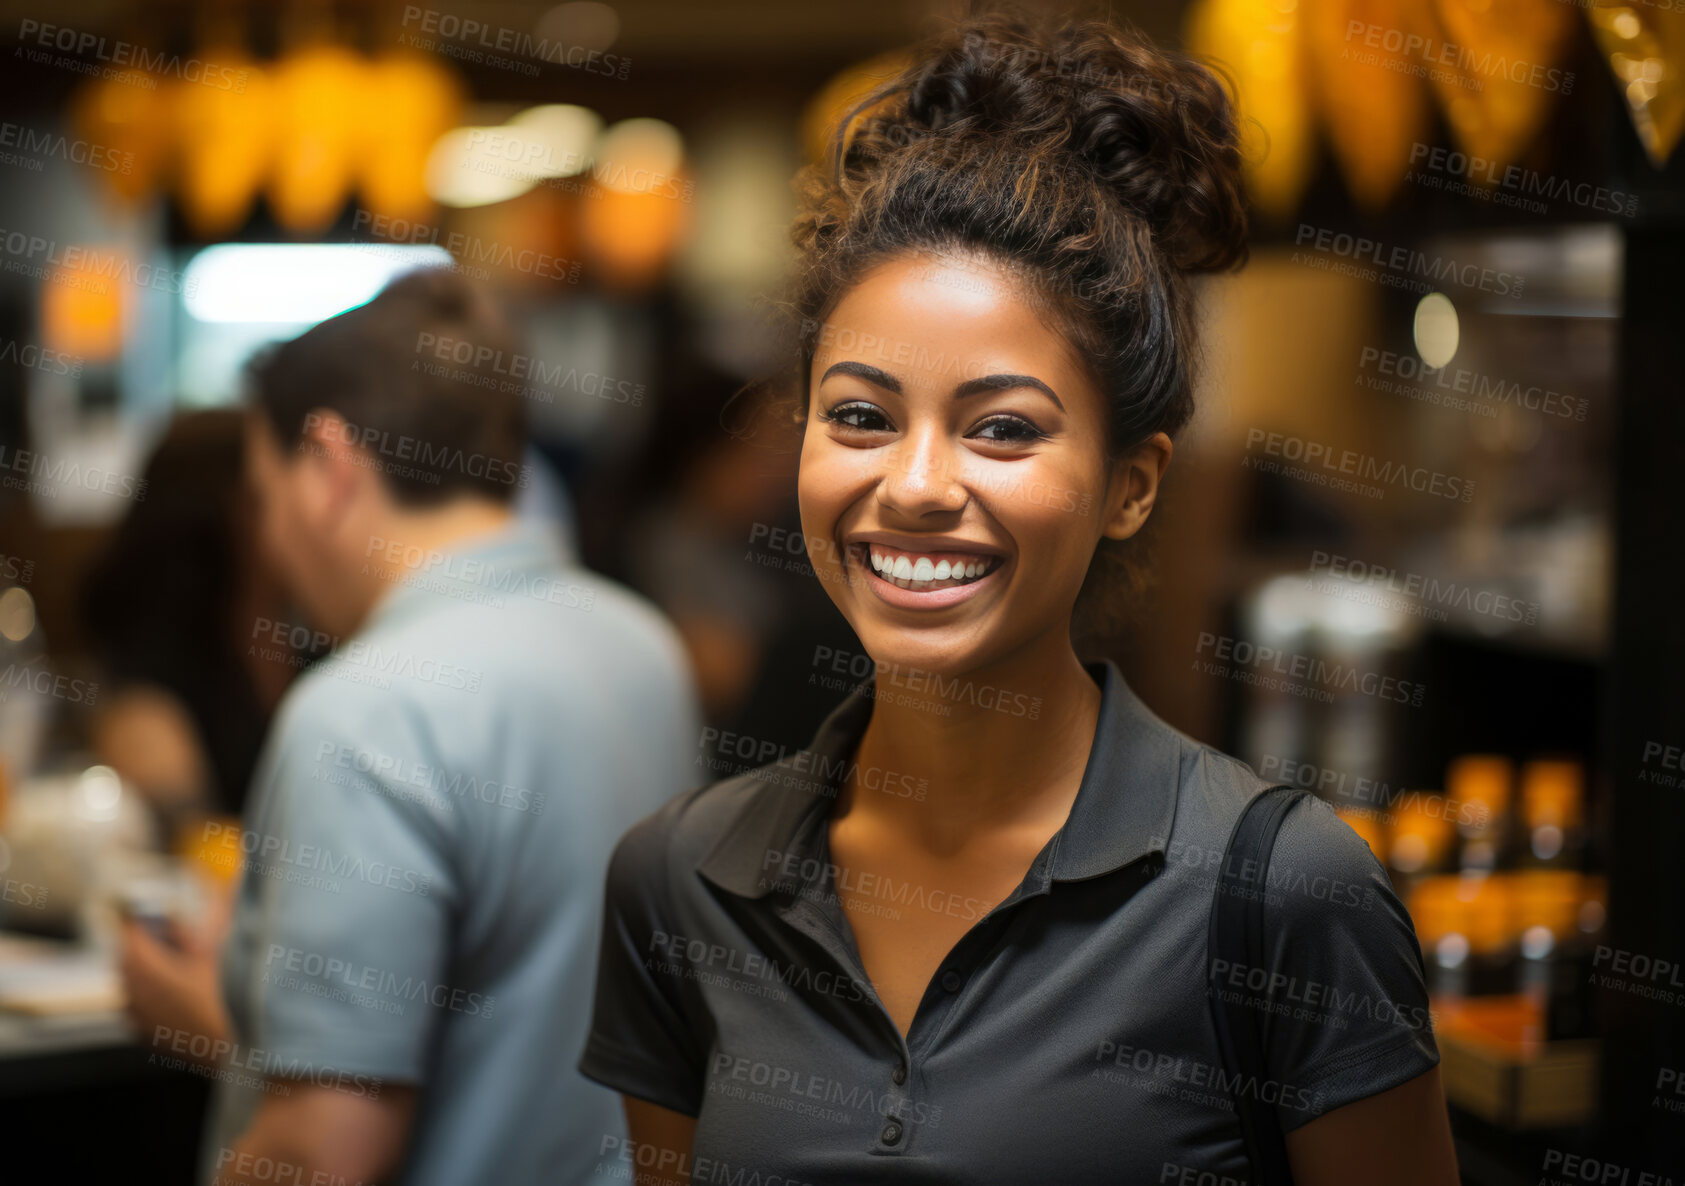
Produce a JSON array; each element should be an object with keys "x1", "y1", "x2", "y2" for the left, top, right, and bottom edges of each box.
[
  {"x1": 822, "y1": 401, "x2": 894, "y2": 432},
  {"x1": 969, "y1": 415, "x2": 1047, "y2": 444}
]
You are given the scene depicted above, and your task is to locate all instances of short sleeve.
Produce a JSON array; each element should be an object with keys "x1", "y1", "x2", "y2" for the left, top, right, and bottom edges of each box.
[
  {"x1": 239, "y1": 695, "x2": 460, "y2": 1085},
  {"x1": 1241, "y1": 795, "x2": 1440, "y2": 1132},
  {"x1": 578, "y1": 809, "x2": 709, "y2": 1116}
]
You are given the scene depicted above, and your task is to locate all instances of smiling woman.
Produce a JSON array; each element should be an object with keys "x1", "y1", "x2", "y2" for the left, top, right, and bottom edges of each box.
[{"x1": 579, "y1": 12, "x2": 1460, "y2": 1186}]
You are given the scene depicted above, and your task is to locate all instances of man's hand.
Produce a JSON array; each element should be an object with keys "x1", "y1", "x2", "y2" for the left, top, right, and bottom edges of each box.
[{"x1": 118, "y1": 887, "x2": 232, "y2": 1060}]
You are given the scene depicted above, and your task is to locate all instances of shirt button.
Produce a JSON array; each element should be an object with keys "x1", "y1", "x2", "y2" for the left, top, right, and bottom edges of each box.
[
  {"x1": 940, "y1": 969, "x2": 963, "y2": 992},
  {"x1": 881, "y1": 1120, "x2": 903, "y2": 1146},
  {"x1": 891, "y1": 1062, "x2": 907, "y2": 1085}
]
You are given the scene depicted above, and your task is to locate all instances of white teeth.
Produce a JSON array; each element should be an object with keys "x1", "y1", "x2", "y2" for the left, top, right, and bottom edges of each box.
[{"x1": 863, "y1": 546, "x2": 996, "y2": 590}]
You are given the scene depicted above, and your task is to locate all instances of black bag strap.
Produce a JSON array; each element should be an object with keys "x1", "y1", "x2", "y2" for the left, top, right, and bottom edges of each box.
[{"x1": 1206, "y1": 783, "x2": 1312, "y2": 1186}]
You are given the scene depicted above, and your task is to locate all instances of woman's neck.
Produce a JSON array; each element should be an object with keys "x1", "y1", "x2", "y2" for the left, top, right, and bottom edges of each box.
[{"x1": 842, "y1": 635, "x2": 1104, "y2": 856}]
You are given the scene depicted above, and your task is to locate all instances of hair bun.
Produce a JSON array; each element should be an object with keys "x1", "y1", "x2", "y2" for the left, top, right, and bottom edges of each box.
[{"x1": 851, "y1": 14, "x2": 1247, "y2": 274}]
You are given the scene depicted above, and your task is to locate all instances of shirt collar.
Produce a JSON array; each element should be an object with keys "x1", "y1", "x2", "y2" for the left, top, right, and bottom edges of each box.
[{"x1": 695, "y1": 659, "x2": 1184, "y2": 898}]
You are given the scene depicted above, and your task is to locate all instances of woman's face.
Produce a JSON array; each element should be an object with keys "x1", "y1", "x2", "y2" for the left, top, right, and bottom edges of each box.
[{"x1": 798, "y1": 251, "x2": 1165, "y2": 678}]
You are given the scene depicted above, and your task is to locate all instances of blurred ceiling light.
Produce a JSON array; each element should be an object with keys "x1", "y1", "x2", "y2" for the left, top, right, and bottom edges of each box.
[
  {"x1": 42, "y1": 253, "x2": 125, "y2": 361},
  {"x1": 71, "y1": 73, "x2": 170, "y2": 204},
  {"x1": 426, "y1": 126, "x2": 537, "y2": 207},
  {"x1": 802, "y1": 50, "x2": 913, "y2": 165},
  {"x1": 269, "y1": 45, "x2": 368, "y2": 232},
  {"x1": 0, "y1": 588, "x2": 35, "y2": 643},
  {"x1": 1588, "y1": 0, "x2": 1685, "y2": 168},
  {"x1": 535, "y1": 2, "x2": 621, "y2": 52},
  {"x1": 592, "y1": 118, "x2": 683, "y2": 194},
  {"x1": 1185, "y1": 0, "x2": 1312, "y2": 221},
  {"x1": 579, "y1": 183, "x2": 692, "y2": 289},
  {"x1": 359, "y1": 53, "x2": 466, "y2": 224},
  {"x1": 173, "y1": 49, "x2": 273, "y2": 237},
  {"x1": 1413, "y1": 293, "x2": 1459, "y2": 369},
  {"x1": 509, "y1": 104, "x2": 603, "y2": 177},
  {"x1": 182, "y1": 244, "x2": 452, "y2": 324}
]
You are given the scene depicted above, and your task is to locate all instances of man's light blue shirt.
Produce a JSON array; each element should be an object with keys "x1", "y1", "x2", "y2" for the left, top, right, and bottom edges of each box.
[{"x1": 208, "y1": 519, "x2": 699, "y2": 1185}]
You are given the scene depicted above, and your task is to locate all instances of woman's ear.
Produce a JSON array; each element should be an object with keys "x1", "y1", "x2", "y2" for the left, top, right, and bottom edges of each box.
[{"x1": 1101, "y1": 432, "x2": 1173, "y2": 541}]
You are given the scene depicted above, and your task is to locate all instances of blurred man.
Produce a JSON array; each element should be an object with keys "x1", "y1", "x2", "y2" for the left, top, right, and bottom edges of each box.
[{"x1": 120, "y1": 268, "x2": 699, "y2": 1186}]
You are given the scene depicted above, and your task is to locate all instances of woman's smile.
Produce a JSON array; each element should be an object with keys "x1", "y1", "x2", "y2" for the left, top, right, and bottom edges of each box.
[{"x1": 845, "y1": 536, "x2": 1012, "y2": 609}]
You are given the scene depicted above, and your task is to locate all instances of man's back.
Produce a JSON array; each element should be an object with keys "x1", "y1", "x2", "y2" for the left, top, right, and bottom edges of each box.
[{"x1": 209, "y1": 521, "x2": 699, "y2": 1185}]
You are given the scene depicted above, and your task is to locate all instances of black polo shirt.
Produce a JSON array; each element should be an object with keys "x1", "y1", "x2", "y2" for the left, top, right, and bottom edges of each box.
[{"x1": 581, "y1": 661, "x2": 1439, "y2": 1184}]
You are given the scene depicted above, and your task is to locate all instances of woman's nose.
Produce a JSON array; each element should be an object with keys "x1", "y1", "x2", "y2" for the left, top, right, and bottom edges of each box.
[{"x1": 876, "y1": 426, "x2": 968, "y2": 518}]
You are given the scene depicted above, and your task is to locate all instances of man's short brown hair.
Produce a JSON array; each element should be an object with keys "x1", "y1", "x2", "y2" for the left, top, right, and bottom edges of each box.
[{"x1": 245, "y1": 267, "x2": 527, "y2": 505}]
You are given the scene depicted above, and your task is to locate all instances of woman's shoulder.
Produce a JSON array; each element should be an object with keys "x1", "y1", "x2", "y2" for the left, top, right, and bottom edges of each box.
[
  {"x1": 604, "y1": 767, "x2": 792, "y2": 904},
  {"x1": 1169, "y1": 737, "x2": 1386, "y2": 895}
]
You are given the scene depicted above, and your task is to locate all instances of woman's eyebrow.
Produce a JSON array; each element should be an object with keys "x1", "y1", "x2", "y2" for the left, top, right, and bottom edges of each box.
[
  {"x1": 954, "y1": 373, "x2": 1065, "y2": 412},
  {"x1": 819, "y1": 360, "x2": 902, "y2": 394}
]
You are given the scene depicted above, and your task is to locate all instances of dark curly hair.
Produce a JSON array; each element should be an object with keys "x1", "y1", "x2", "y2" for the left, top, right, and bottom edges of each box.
[{"x1": 776, "y1": 11, "x2": 1249, "y2": 644}]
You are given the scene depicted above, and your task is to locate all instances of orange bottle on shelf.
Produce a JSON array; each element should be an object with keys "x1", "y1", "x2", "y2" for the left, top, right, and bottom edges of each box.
[
  {"x1": 1520, "y1": 759, "x2": 1585, "y2": 867},
  {"x1": 1446, "y1": 755, "x2": 1514, "y2": 871}
]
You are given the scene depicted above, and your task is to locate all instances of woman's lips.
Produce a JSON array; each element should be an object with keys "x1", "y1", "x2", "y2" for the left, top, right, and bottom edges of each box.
[{"x1": 848, "y1": 542, "x2": 1006, "y2": 609}]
